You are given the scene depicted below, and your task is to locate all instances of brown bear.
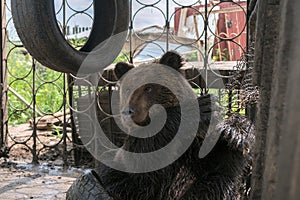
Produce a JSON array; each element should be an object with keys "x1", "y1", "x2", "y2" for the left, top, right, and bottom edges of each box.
[
  {"x1": 93, "y1": 51, "x2": 255, "y2": 200},
  {"x1": 67, "y1": 51, "x2": 255, "y2": 200}
]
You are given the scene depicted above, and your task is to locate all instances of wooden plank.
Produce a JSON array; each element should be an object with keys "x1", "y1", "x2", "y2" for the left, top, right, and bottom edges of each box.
[
  {"x1": 181, "y1": 61, "x2": 237, "y2": 71},
  {"x1": 272, "y1": 0, "x2": 300, "y2": 199},
  {"x1": 177, "y1": 8, "x2": 188, "y2": 37},
  {"x1": 75, "y1": 61, "x2": 239, "y2": 89},
  {"x1": 193, "y1": 15, "x2": 203, "y2": 62},
  {"x1": 193, "y1": 5, "x2": 247, "y2": 16}
]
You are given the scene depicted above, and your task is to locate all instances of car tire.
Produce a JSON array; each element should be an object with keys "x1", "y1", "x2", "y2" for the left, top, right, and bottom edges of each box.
[{"x1": 11, "y1": 0, "x2": 129, "y2": 74}]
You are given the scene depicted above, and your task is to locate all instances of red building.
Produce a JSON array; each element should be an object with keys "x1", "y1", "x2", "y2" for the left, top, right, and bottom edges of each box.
[{"x1": 174, "y1": 1, "x2": 247, "y2": 61}]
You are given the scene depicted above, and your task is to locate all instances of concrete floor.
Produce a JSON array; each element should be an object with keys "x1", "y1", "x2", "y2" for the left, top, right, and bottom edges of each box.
[{"x1": 0, "y1": 161, "x2": 84, "y2": 200}]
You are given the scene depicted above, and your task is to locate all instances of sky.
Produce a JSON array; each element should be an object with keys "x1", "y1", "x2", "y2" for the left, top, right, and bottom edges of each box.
[
  {"x1": 6, "y1": 0, "x2": 205, "y2": 40},
  {"x1": 54, "y1": 0, "x2": 206, "y2": 31}
]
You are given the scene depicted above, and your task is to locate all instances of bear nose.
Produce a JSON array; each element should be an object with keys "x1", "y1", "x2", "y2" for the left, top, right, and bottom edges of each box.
[{"x1": 121, "y1": 107, "x2": 135, "y2": 116}]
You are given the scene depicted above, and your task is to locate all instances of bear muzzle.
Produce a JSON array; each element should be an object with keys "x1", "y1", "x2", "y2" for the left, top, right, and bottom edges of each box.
[{"x1": 121, "y1": 106, "x2": 150, "y2": 127}]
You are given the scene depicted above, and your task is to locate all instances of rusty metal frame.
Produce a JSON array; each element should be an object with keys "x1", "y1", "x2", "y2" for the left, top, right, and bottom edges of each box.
[{"x1": 0, "y1": 0, "x2": 250, "y2": 166}]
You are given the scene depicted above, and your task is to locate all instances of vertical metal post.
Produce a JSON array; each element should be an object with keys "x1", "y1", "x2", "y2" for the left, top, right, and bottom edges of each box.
[
  {"x1": 204, "y1": 0, "x2": 208, "y2": 93},
  {"x1": 32, "y1": 59, "x2": 38, "y2": 164},
  {"x1": 0, "y1": 0, "x2": 3, "y2": 149},
  {"x1": 63, "y1": 0, "x2": 66, "y2": 35},
  {"x1": 62, "y1": 0, "x2": 68, "y2": 167},
  {"x1": 68, "y1": 75, "x2": 79, "y2": 165},
  {"x1": 166, "y1": 0, "x2": 169, "y2": 52},
  {"x1": 1, "y1": 0, "x2": 7, "y2": 149},
  {"x1": 129, "y1": 0, "x2": 133, "y2": 63},
  {"x1": 62, "y1": 74, "x2": 68, "y2": 166}
]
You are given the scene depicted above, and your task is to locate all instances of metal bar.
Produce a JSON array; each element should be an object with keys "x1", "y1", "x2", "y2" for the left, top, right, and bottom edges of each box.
[
  {"x1": 68, "y1": 75, "x2": 79, "y2": 165},
  {"x1": 204, "y1": 0, "x2": 208, "y2": 93},
  {"x1": 1, "y1": 0, "x2": 7, "y2": 150},
  {"x1": 62, "y1": 0, "x2": 68, "y2": 167},
  {"x1": 32, "y1": 59, "x2": 38, "y2": 164},
  {"x1": 129, "y1": 0, "x2": 133, "y2": 63},
  {"x1": 166, "y1": 0, "x2": 169, "y2": 51},
  {"x1": 62, "y1": 73, "x2": 68, "y2": 166},
  {"x1": 0, "y1": 0, "x2": 3, "y2": 148},
  {"x1": 63, "y1": 0, "x2": 66, "y2": 35}
]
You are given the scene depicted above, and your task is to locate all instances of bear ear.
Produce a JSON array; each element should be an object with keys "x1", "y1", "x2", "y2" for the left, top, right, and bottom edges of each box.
[
  {"x1": 114, "y1": 62, "x2": 134, "y2": 80},
  {"x1": 159, "y1": 51, "x2": 183, "y2": 71}
]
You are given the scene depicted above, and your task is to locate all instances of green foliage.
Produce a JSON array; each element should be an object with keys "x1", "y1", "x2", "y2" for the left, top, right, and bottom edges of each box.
[
  {"x1": 209, "y1": 88, "x2": 246, "y2": 116},
  {"x1": 50, "y1": 125, "x2": 63, "y2": 139},
  {"x1": 7, "y1": 45, "x2": 65, "y2": 125},
  {"x1": 6, "y1": 39, "x2": 129, "y2": 125},
  {"x1": 113, "y1": 52, "x2": 129, "y2": 63},
  {"x1": 7, "y1": 37, "x2": 241, "y2": 125},
  {"x1": 194, "y1": 88, "x2": 246, "y2": 117},
  {"x1": 212, "y1": 48, "x2": 229, "y2": 61},
  {"x1": 186, "y1": 52, "x2": 198, "y2": 62},
  {"x1": 68, "y1": 37, "x2": 88, "y2": 49}
]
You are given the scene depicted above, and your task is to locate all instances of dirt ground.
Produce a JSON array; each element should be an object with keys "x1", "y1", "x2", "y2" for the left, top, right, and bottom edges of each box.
[
  {"x1": 0, "y1": 161, "x2": 83, "y2": 199},
  {"x1": 0, "y1": 123, "x2": 89, "y2": 200}
]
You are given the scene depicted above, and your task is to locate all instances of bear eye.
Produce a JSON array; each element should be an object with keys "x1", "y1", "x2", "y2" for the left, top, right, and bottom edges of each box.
[{"x1": 144, "y1": 86, "x2": 152, "y2": 93}]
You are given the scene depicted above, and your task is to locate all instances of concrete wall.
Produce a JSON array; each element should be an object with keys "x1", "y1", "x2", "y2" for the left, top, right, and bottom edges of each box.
[{"x1": 250, "y1": 0, "x2": 300, "y2": 199}]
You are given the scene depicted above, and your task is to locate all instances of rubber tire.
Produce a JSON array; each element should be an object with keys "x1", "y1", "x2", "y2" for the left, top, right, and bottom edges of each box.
[
  {"x1": 66, "y1": 170, "x2": 113, "y2": 200},
  {"x1": 11, "y1": 0, "x2": 129, "y2": 74}
]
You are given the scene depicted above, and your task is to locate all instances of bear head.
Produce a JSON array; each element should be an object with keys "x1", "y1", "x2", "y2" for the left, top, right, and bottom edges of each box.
[{"x1": 114, "y1": 51, "x2": 196, "y2": 128}]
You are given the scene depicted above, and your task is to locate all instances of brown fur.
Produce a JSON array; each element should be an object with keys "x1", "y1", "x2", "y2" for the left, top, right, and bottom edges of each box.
[
  {"x1": 116, "y1": 51, "x2": 191, "y2": 128},
  {"x1": 96, "y1": 51, "x2": 254, "y2": 200}
]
